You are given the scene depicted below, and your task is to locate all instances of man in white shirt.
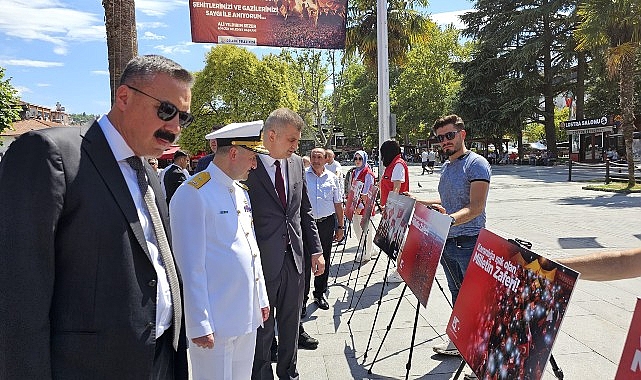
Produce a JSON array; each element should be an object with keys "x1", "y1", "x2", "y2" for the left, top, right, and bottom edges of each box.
[{"x1": 304, "y1": 148, "x2": 345, "y2": 311}]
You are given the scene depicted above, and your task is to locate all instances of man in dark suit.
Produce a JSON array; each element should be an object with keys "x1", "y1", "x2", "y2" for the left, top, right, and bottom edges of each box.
[
  {"x1": 0, "y1": 55, "x2": 192, "y2": 380},
  {"x1": 246, "y1": 108, "x2": 324, "y2": 380},
  {"x1": 164, "y1": 149, "x2": 189, "y2": 205},
  {"x1": 193, "y1": 127, "x2": 219, "y2": 173}
]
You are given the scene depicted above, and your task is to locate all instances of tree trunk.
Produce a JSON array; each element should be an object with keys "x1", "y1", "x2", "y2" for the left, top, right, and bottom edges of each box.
[
  {"x1": 575, "y1": 51, "x2": 586, "y2": 120},
  {"x1": 619, "y1": 53, "x2": 636, "y2": 187},
  {"x1": 103, "y1": 0, "x2": 138, "y2": 106},
  {"x1": 542, "y1": 9, "x2": 558, "y2": 159}
]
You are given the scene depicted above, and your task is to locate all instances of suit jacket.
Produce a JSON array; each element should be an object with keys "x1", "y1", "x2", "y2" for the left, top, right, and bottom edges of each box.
[
  {"x1": 193, "y1": 153, "x2": 214, "y2": 173},
  {"x1": 164, "y1": 164, "x2": 187, "y2": 205},
  {"x1": 0, "y1": 122, "x2": 188, "y2": 379},
  {"x1": 244, "y1": 155, "x2": 322, "y2": 281}
]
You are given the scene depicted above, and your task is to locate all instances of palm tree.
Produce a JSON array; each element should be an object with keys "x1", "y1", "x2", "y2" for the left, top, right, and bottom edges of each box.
[
  {"x1": 103, "y1": 0, "x2": 138, "y2": 105},
  {"x1": 345, "y1": 0, "x2": 430, "y2": 71},
  {"x1": 575, "y1": 0, "x2": 641, "y2": 186}
]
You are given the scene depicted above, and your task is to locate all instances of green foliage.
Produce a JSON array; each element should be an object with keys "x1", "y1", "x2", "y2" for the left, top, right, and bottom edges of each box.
[
  {"x1": 0, "y1": 67, "x2": 20, "y2": 134},
  {"x1": 458, "y1": 0, "x2": 578, "y2": 158},
  {"x1": 393, "y1": 23, "x2": 464, "y2": 144},
  {"x1": 181, "y1": 45, "x2": 299, "y2": 154},
  {"x1": 332, "y1": 58, "x2": 378, "y2": 151},
  {"x1": 345, "y1": 0, "x2": 431, "y2": 71},
  {"x1": 69, "y1": 113, "x2": 100, "y2": 126},
  {"x1": 278, "y1": 49, "x2": 331, "y2": 145},
  {"x1": 575, "y1": 0, "x2": 641, "y2": 185}
]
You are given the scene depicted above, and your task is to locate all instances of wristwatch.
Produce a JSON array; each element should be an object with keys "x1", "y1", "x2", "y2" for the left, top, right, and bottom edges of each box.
[{"x1": 337, "y1": 226, "x2": 345, "y2": 230}]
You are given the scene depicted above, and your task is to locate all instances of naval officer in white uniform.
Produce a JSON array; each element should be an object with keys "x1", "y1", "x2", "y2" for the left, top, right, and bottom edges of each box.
[{"x1": 170, "y1": 121, "x2": 271, "y2": 380}]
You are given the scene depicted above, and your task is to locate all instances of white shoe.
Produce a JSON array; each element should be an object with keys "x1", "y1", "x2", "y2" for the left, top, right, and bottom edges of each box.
[
  {"x1": 432, "y1": 339, "x2": 460, "y2": 356},
  {"x1": 463, "y1": 373, "x2": 478, "y2": 379},
  {"x1": 386, "y1": 269, "x2": 403, "y2": 283},
  {"x1": 355, "y1": 254, "x2": 370, "y2": 263}
]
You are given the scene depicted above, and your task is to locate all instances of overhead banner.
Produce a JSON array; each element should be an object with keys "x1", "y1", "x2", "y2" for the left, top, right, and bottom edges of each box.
[
  {"x1": 189, "y1": 0, "x2": 347, "y2": 49},
  {"x1": 447, "y1": 229, "x2": 579, "y2": 380}
]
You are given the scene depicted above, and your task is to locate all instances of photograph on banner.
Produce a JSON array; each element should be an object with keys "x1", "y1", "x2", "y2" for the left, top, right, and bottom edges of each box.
[
  {"x1": 189, "y1": 0, "x2": 347, "y2": 49},
  {"x1": 345, "y1": 180, "x2": 364, "y2": 221},
  {"x1": 615, "y1": 297, "x2": 641, "y2": 380},
  {"x1": 397, "y1": 203, "x2": 451, "y2": 307},
  {"x1": 359, "y1": 185, "x2": 379, "y2": 230},
  {"x1": 447, "y1": 229, "x2": 579, "y2": 380},
  {"x1": 373, "y1": 193, "x2": 415, "y2": 261}
]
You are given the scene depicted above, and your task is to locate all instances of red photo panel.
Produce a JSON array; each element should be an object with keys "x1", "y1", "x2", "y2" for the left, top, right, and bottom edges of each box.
[
  {"x1": 447, "y1": 229, "x2": 579, "y2": 380},
  {"x1": 397, "y1": 203, "x2": 451, "y2": 307}
]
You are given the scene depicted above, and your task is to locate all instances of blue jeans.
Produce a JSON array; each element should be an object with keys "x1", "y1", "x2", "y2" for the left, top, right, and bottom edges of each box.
[{"x1": 440, "y1": 235, "x2": 479, "y2": 305}]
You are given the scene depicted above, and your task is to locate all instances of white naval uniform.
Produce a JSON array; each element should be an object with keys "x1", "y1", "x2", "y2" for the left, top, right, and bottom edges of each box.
[{"x1": 170, "y1": 163, "x2": 269, "y2": 380}]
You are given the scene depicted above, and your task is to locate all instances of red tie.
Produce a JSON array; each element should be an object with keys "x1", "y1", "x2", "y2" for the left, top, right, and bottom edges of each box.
[{"x1": 274, "y1": 160, "x2": 286, "y2": 209}]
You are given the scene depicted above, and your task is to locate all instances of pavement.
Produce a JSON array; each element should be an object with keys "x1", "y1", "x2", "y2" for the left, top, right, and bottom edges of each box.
[{"x1": 291, "y1": 163, "x2": 641, "y2": 379}]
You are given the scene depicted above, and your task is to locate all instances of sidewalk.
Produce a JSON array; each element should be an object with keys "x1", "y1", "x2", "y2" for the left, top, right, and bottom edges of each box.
[{"x1": 294, "y1": 164, "x2": 641, "y2": 379}]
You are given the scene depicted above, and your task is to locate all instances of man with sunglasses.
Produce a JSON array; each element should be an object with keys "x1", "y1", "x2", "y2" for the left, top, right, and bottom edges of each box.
[
  {"x1": 418, "y1": 115, "x2": 491, "y2": 363},
  {"x1": 0, "y1": 55, "x2": 193, "y2": 379}
]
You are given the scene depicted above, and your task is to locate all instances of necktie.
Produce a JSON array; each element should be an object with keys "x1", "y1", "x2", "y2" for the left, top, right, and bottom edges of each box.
[
  {"x1": 126, "y1": 156, "x2": 182, "y2": 350},
  {"x1": 274, "y1": 160, "x2": 287, "y2": 209}
]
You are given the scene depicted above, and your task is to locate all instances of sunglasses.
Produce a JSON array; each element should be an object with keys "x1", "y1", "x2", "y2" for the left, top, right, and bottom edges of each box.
[
  {"x1": 125, "y1": 85, "x2": 194, "y2": 128},
  {"x1": 354, "y1": 157, "x2": 363, "y2": 161},
  {"x1": 435, "y1": 130, "x2": 461, "y2": 143}
]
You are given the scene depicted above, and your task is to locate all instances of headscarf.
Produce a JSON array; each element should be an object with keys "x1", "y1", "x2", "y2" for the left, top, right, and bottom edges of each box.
[
  {"x1": 380, "y1": 140, "x2": 401, "y2": 167},
  {"x1": 354, "y1": 150, "x2": 368, "y2": 170}
]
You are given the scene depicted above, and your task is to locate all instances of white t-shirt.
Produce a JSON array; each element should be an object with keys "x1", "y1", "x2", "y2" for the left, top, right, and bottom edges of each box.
[
  {"x1": 421, "y1": 151, "x2": 429, "y2": 163},
  {"x1": 391, "y1": 162, "x2": 405, "y2": 182}
]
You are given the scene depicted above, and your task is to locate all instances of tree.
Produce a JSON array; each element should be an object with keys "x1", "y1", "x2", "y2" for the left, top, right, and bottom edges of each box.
[
  {"x1": 102, "y1": 0, "x2": 137, "y2": 105},
  {"x1": 332, "y1": 58, "x2": 378, "y2": 150},
  {"x1": 280, "y1": 49, "x2": 332, "y2": 146},
  {"x1": 179, "y1": 45, "x2": 299, "y2": 154},
  {"x1": 394, "y1": 23, "x2": 464, "y2": 144},
  {"x1": 345, "y1": 0, "x2": 430, "y2": 71},
  {"x1": 575, "y1": 0, "x2": 641, "y2": 186},
  {"x1": 460, "y1": 0, "x2": 578, "y2": 160},
  {"x1": 0, "y1": 67, "x2": 20, "y2": 136}
]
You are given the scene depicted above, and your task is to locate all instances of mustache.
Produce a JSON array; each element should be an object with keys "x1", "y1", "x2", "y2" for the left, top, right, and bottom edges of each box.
[{"x1": 154, "y1": 129, "x2": 177, "y2": 143}]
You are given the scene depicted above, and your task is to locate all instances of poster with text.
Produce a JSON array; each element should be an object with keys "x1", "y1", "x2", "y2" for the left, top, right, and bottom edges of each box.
[
  {"x1": 344, "y1": 180, "x2": 363, "y2": 221},
  {"x1": 373, "y1": 193, "x2": 415, "y2": 260},
  {"x1": 360, "y1": 185, "x2": 378, "y2": 230},
  {"x1": 397, "y1": 203, "x2": 451, "y2": 307},
  {"x1": 615, "y1": 297, "x2": 641, "y2": 379},
  {"x1": 190, "y1": 0, "x2": 347, "y2": 49},
  {"x1": 447, "y1": 229, "x2": 579, "y2": 380}
]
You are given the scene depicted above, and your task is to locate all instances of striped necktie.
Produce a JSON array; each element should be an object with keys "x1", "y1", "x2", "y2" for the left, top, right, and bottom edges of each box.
[{"x1": 126, "y1": 156, "x2": 182, "y2": 350}]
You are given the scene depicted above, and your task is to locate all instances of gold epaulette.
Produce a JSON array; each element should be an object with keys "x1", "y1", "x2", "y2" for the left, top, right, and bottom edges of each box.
[
  {"x1": 236, "y1": 181, "x2": 249, "y2": 191},
  {"x1": 188, "y1": 171, "x2": 211, "y2": 189}
]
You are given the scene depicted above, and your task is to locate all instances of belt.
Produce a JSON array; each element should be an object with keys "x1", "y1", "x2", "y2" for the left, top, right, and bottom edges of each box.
[
  {"x1": 446, "y1": 235, "x2": 479, "y2": 244},
  {"x1": 314, "y1": 214, "x2": 334, "y2": 223}
]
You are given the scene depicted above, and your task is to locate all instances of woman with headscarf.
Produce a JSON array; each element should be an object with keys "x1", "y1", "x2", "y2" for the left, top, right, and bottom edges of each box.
[
  {"x1": 379, "y1": 140, "x2": 409, "y2": 282},
  {"x1": 347, "y1": 150, "x2": 376, "y2": 263}
]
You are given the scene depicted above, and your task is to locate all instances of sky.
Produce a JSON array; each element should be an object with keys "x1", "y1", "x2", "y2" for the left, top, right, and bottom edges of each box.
[{"x1": 0, "y1": 0, "x2": 473, "y2": 116}]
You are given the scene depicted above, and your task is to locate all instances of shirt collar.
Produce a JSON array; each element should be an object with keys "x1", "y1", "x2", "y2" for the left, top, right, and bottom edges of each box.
[
  {"x1": 209, "y1": 162, "x2": 235, "y2": 188},
  {"x1": 97, "y1": 114, "x2": 136, "y2": 162}
]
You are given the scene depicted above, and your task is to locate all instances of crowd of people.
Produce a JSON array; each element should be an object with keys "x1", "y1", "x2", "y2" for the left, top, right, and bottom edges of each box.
[{"x1": 1, "y1": 53, "x2": 638, "y2": 380}]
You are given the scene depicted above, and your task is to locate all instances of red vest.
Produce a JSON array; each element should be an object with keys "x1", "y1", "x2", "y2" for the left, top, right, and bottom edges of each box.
[
  {"x1": 380, "y1": 154, "x2": 409, "y2": 206},
  {"x1": 353, "y1": 166, "x2": 376, "y2": 216}
]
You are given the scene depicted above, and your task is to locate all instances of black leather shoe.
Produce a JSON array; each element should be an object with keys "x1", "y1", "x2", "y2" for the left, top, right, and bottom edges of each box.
[
  {"x1": 314, "y1": 296, "x2": 330, "y2": 310},
  {"x1": 301, "y1": 305, "x2": 307, "y2": 319},
  {"x1": 298, "y1": 330, "x2": 318, "y2": 350}
]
